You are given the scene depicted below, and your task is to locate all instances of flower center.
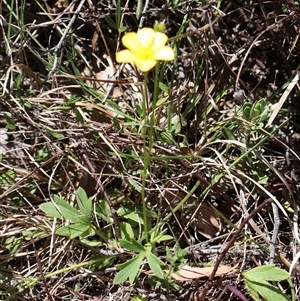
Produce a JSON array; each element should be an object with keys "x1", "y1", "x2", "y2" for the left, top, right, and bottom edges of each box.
[{"x1": 136, "y1": 47, "x2": 154, "y2": 59}]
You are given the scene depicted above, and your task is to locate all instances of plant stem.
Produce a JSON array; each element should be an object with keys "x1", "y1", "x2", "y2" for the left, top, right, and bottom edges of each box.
[
  {"x1": 141, "y1": 72, "x2": 149, "y2": 241},
  {"x1": 141, "y1": 65, "x2": 161, "y2": 242}
]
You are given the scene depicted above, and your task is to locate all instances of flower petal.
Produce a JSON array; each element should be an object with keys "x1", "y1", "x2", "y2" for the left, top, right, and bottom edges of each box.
[
  {"x1": 152, "y1": 32, "x2": 168, "y2": 51},
  {"x1": 122, "y1": 32, "x2": 141, "y2": 52},
  {"x1": 134, "y1": 58, "x2": 157, "y2": 72},
  {"x1": 116, "y1": 50, "x2": 135, "y2": 63},
  {"x1": 153, "y1": 46, "x2": 174, "y2": 61},
  {"x1": 137, "y1": 28, "x2": 155, "y2": 49}
]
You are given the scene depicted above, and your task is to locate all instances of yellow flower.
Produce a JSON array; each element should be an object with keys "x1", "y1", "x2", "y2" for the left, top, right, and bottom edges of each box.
[{"x1": 116, "y1": 27, "x2": 174, "y2": 72}]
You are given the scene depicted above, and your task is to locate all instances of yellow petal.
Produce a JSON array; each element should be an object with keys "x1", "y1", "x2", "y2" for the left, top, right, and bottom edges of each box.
[
  {"x1": 134, "y1": 58, "x2": 157, "y2": 72},
  {"x1": 152, "y1": 32, "x2": 168, "y2": 51},
  {"x1": 137, "y1": 28, "x2": 155, "y2": 49},
  {"x1": 153, "y1": 46, "x2": 174, "y2": 61},
  {"x1": 122, "y1": 32, "x2": 141, "y2": 52},
  {"x1": 116, "y1": 49, "x2": 135, "y2": 63}
]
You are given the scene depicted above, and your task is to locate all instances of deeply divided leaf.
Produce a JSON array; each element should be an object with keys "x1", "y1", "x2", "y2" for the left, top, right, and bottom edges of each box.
[{"x1": 114, "y1": 253, "x2": 145, "y2": 284}]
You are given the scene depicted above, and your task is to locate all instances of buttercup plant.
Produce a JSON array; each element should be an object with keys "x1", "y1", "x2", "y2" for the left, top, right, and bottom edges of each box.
[{"x1": 116, "y1": 26, "x2": 174, "y2": 246}]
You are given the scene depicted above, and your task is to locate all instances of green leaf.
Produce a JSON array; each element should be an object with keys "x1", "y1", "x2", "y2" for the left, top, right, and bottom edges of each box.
[
  {"x1": 118, "y1": 26, "x2": 127, "y2": 33},
  {"x1": 146, "y1": 252, "x2": 164, "y2": 279},
  {"x1": 112, "y1": 117, "x2": 121, "y2": 131},
  {"x1": 24, "y1": 101, "x2": 32, "y2": 109},
  {"x1": 76, "y1": 187, "x2": 92, "y2": 216},
  {"x1": 158, "y1": 131, "x2": 175, "y2": 145},
  {"x1": 150, "y1": 230, "x2": 173, "y2": 244},
  {"x1": 152, "y1": 234, "x2": 173, "y2": 243},
  {"x1": 250, "y1": 103, "x2": 261, "y2": 119},
  {"x1": 80, "y1": 238, "x2": 102, "y2": 247},
  {"x1": 56, "y1": 224, "x2": 90, "y2": 239},
  {"x1": 246, "y1": 280, "x2": 290, "y2": 301},
  {"x1": 44, "y1": 127, "x2": 64, "y2": 139},
  {"x1": 222, "y1": 128, "x2": 236, "y2": 141},
  {"x1": 158, "y1": 82, "x2": 169, "y2": 93},
  {"x1": 119, "y1": 239, "x2": 145, "y2": 253},
  {"x1": 4, "y1": 237, "x2": 20, "y2": 254},
  {"x1": 127, "y1": 176, "x2": 142, "y2": 193},
  {"x1": 4, "y1": 113, "x2": 16, "y2": 130},
  {"x1": 132, "y1": 296, "x2": 149, "y2": 301},
  {"x1": 104, "y1": 15, "x2": 117, "y2": 30},
  {"x1": 116, "y1": 0, "x2": 121, "y2": 27},
  {"x1": 156, "y1": 96, "x2": 168, "y2": 106},
  {"x1": 40, "y1": 195, "x2": 90, "y2": 225},
  {"x1": 258, "y1": 106, "x2": 271, "y2": 123},
  {"x1": 114, "y1": 253, "x2": 145, "y2": 284},
  {"x1": 246, "y1": 279, "x2": 261, "y2": 301},
  {"x1": 23, "y1": 229, "x2": 45, "y2": 240},
  {"x1": 53, "y1": 195, "x2": 87, "y2": 223},
  {"x1": 95, "y1": 201, "x2": 112, "y2": 222},
  {"x1": 245, "y1": 265, "x2": 289, "y2": 282},
  {"x1": 136, "y1": 0, "x2": 143, "y2": 19},
  {"x1": 244, "y1": 265, "x2": 292, "y2": 301},
  {"x1": 39, "y1": 202, "x2": 64, "y2": 219},
  {"x1": 14, "y1": 74, "x2": 23, "y2": 89},
  {"x1": 67, "y1": 95, "x2": 81, "y2": 104},
  {"x1": 171, "y1": 116, "x2": 182, "y2": 134},
  {"x1": 117, "y1": 205, "x2": 144, "y2": 224},
  {"x1": 73, "y1": 107, "x2": 84, "y2": 124},
  {"x1": 135, "y1": 104, "x2": 143, "y2": 117},
  {"x1": 120, "y1": 222, "x2": 135, "y2": 240},
  {"x1": 243, "y1": 103, "x2": 252, "y2": 120}
]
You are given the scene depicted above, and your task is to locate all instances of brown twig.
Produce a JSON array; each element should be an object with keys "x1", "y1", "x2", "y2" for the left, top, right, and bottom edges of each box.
[
  {"x1": 199, "y1": 198, "x2": 272, "y2": 301},
  {"x1": 30, "y1": 236, "x2": 54, "y2": 301}
]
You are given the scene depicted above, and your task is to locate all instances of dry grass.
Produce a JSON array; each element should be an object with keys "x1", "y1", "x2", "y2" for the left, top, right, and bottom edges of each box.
[{"x1": 1, "y1": 0, "x2": 300, "y2": 300}]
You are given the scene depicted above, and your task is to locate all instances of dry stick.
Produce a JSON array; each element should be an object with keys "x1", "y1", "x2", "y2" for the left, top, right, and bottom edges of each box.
[
  {"x1": 138, "y1": 0, "x2": 150, "y2": 27},
  {"x1": 30, "y1": 236, "x2": 55, "y2": 301},
  {"x1": 199, "y1": 198, "x2": 272, "y2": 301},
  {"x1": 270, "y1": 202, "x2": 280, "y2": 264},
  {"x1": 41, "y1": 0, "x2": 87, "y2": 90},
  {"x1": 78, "y1": 147, "x2": 121, "y2": 239}
]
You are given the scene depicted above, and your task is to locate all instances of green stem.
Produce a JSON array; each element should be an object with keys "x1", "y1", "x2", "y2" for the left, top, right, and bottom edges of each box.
[
  {"x1": 141, "y1": 65, "x2": 161, "y2": 242},
  {"x1": 148, "y1": 64, "x2": 160, "y2": 240},
  {"x1": 141, "y1": 72, "x2": 149, "y2": 241}
]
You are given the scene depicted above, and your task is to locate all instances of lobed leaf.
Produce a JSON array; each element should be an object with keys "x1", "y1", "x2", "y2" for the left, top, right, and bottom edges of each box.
[{"x1": 114, "y1": 253, "x2": 145, "y2": 284}]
